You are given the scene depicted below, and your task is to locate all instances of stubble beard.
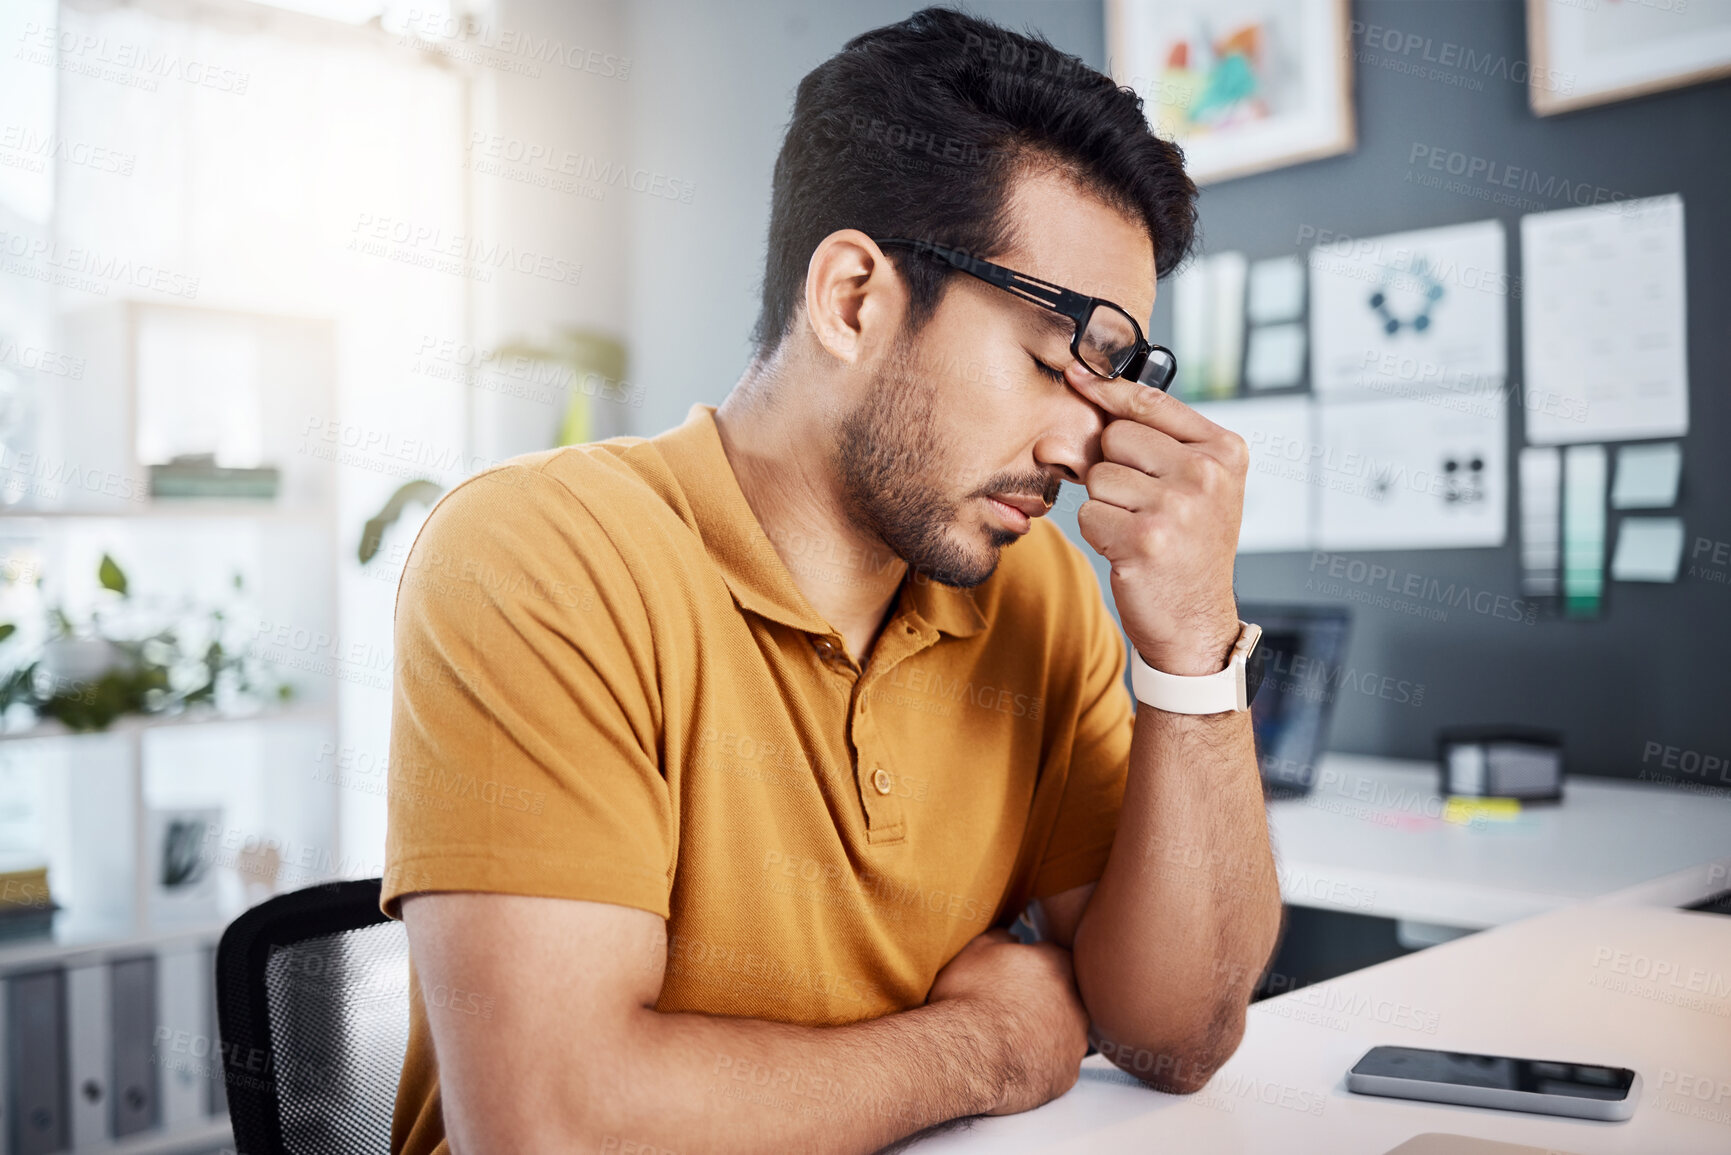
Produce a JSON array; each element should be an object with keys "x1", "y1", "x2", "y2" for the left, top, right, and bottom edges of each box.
[{"x1": 832, "y1": 333, "x2": 1018, "y2": 590}]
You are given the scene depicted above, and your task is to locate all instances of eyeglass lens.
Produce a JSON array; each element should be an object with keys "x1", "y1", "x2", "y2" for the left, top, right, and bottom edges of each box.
[{"x1": 1077, "y1": 304, "x2": 1140, "y2": 378}]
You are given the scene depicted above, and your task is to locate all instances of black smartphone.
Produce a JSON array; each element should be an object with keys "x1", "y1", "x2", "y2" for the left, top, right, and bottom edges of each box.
[{"x1": 1346, "y1": 1045, "x2": 1639, "y2": 1121}]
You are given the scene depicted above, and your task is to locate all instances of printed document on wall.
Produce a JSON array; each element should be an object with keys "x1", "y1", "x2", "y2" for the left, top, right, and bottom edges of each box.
[
  {"x1": 1316, "y1": 394, "x2": 1507, "y2": 551},
  {"x1": 1193, "y1": 396, "x2": 1313, "y2": 553},
  {"x1": 1522, "y1": 194, "x2": 1688, "y2": 445},
  {"x1": 1309, "y1": 219, "x2": 1508, "y2": 398}
]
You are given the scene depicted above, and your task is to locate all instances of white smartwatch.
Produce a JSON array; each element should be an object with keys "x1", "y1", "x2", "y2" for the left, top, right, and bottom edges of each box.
[{"x1": 1128, "y1": 621, "x2": 1264, "y2": 715}]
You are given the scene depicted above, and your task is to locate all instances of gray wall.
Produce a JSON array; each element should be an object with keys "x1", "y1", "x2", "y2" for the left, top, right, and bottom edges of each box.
[
  {"x1": 619, "y1": 1, "x2": 1731, "y2": 781},
  {"x1": 620, "y1": 0, "x2": 1104, "y2": 439},
  {"x1": 1198, "y1": 0, "x2": 1731, "y2": 780}
]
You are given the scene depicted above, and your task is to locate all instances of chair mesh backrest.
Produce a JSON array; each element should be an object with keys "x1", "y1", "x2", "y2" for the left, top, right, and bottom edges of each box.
[{"x1": 260, "y1": 918, "x2": 410, "y2": 1155}]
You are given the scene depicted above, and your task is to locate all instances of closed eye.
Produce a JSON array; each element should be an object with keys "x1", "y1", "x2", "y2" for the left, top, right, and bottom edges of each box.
[{"x1": 1030, "y1": 355, "x2": 1068, "y2": 384}]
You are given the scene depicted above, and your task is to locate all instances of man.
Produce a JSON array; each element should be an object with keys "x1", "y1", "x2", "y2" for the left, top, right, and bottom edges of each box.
[{"x1": 383, "y1": 8, "x2": 1281, "y2": 1153}]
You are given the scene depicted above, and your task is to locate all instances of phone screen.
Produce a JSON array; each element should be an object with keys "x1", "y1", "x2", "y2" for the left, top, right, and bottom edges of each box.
[{"x1": 1352, "y1": 1046, "x2": 1635, "y2": 1101}]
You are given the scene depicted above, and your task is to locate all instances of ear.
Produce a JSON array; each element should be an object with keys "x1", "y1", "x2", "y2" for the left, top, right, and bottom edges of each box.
[{"x1": 802, "y1": 230, "x2": 905, "y2": 367}]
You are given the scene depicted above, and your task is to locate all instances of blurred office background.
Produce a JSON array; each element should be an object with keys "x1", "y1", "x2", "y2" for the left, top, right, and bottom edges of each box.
[{"x1": 0, "y1": 1, "x2": 1726, "y2": 1151}]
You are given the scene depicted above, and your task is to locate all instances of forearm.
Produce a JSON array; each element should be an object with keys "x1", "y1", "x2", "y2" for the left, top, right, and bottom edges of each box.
[
  {"x1": 1070, "y1": 705, "x2": 1281, "y2": 1086},
  {"x1": 471, "y1": 999, "x2": 1001, "y2": 1155}
]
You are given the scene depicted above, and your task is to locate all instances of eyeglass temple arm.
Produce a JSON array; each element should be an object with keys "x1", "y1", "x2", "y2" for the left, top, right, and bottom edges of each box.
[{"x1": 876, "y1": 237, "x2": 1091, "y2": 316}]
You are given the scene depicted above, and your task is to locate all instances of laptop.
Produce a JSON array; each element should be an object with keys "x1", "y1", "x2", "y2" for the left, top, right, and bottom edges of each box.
[{"x1": 1240, "y1": 602, "x2": 1353, "y2": 799}]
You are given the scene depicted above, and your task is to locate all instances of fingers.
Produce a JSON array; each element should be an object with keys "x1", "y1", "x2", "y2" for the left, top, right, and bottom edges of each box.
[
  {"x1": 1065, "y1": 364, "x2": 1219, "y2": 444},
  {"x1": 1096, "y1": 418, "x2": 1186, "y2": 478},
  {"x1": 1086, "y1": 461, "x2": 1165, "y2": 513},
  {"x1": 1074, "y1": 496, "x2": 1142, "y2": 562}
]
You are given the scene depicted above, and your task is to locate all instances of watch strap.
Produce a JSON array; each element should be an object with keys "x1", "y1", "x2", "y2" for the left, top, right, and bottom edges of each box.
[{"x1": 1128, "y1": 622, "x2": 1261, "y2": 715}]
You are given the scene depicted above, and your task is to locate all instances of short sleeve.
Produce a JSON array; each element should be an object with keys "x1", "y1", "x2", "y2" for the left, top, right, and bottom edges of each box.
[
  {"x1": 1027, "y1": 540, "x2": 1135, "y2": 901},
  {"x1": 380, "y1": 462, "x2": 671, "y2": 921}
]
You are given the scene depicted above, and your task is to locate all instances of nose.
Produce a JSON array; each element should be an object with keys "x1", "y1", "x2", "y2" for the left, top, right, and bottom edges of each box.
[{"x1": 1034, "y1": 370, "x2": 1111, "y2": 483}]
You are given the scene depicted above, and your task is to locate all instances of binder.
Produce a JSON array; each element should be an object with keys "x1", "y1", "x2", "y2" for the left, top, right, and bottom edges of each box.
[
  {"x1": 67, "y1": 961, "x2": 112, "y2": 1148},
  {"x1": 109, "y1": 955, "x2": 159, "y2": 1138},
  {"x1": 7, "y1": 968, "x2": 68, "y2": 1155},
  {"x1": 0, "y1": 972, "x2": 9, "y2": 1155},
  {"x1": 155, "y1": 946, "x2": 208, "y2": 1127},
  {"x1": 204, "y1": 947, "x2": 227, "y2": 1120}
]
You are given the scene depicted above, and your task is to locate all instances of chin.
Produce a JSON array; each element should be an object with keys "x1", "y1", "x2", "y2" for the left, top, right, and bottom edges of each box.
[{"x1": 912, "y1": 523, "x2": 1017, "y2": 589}]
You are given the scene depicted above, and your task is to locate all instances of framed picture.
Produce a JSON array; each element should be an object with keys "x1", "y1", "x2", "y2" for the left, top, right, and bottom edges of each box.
[
  {"x1": 1529, "y1": 0, "x2": 1731, "y2": 116},
  {"x1": 1105, "y1": 0, "x2": 1355, "y2": 184},
  {"x1": 146, "y1": 806, "x2": 223, "y2": 927}
]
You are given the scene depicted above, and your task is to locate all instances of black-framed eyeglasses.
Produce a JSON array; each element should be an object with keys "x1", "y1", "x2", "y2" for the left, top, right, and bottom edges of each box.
[{"x1": 873, "y1": 236, "x2": 1178, "y2": 392}]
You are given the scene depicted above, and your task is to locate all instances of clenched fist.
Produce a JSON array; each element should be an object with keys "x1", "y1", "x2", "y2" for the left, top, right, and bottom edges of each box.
[{"x1": 1066, "y1": 367, "x2": 1248, "y2": 677}]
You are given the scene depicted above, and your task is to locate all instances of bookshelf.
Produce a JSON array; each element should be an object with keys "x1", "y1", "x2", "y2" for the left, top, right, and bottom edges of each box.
[{"x1": 0, "y1": 300, "x2": 344, "y2": 1154}]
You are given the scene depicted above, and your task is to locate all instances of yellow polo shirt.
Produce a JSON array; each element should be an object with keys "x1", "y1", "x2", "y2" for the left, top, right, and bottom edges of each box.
[{"x1": 381, "y1": 402, "x2": 1135, "y2": 1155}]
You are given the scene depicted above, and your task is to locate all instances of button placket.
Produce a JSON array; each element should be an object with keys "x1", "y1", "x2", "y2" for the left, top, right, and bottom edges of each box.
[
  {"x1": 850, "y1": 687, "x2": 902, "y2": 839},
  {"x1": 848, "y1": 612, "x2": 939, "y2": 844}
]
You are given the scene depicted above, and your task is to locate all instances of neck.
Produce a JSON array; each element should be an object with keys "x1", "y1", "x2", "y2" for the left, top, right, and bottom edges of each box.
[{"x1": 712, "y1": 361, "x2": 907, "y2": 666}]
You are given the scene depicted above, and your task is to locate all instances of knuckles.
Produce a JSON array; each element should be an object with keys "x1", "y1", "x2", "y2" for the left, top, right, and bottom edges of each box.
[
  {"x1": 1099, "y1": 418, "x2": 1142, "y2": 461},
  {"x1": 1218, "y1": 429, "x2": 1250, "y2": 475}
]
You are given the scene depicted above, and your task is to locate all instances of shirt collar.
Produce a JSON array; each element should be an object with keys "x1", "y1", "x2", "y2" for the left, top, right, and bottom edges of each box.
[{"x1": 651, "y1": 403, "x2": 986, "y2": 640}]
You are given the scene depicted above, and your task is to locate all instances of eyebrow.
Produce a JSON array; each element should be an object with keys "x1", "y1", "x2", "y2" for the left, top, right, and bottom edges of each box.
[{"x1": 1021, "y1": 301, "x2": 1076, "y2": 341}]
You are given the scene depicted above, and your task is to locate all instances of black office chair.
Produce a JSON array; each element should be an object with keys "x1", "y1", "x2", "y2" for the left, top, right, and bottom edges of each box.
[{"x1": 215, "y1": 878, "x2": 409, "y2": 1155}]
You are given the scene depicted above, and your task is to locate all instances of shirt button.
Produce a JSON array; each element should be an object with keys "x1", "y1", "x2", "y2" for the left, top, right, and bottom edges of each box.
[{"x1": 872, "y1": 767, "x2": 892, "y2": 794}]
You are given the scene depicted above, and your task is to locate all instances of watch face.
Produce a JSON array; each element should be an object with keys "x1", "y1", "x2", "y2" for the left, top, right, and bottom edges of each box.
[{"x1": 1244, "y1": 632, "x2": 1268, "y2": 706}]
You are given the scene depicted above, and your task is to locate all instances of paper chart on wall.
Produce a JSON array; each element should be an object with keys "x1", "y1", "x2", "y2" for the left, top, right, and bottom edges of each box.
[
  {"x1": 1314, "y1": 393, "x2": 1507, "y2": 551},
  {"x1": 1522, "y1": 194, "x2": 1688, "y2": 445},
  {"x1": 1308, "y1": 219, "x2": 1508, "y2": 399},
  {"x1": 1193, "y1": 396, "x2": 1313, "y2": 553}
]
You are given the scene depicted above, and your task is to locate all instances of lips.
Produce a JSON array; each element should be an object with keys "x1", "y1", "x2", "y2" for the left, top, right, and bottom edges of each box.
[{"x1": 987, "y1": 493, "x2": 1050, "y2": 519}]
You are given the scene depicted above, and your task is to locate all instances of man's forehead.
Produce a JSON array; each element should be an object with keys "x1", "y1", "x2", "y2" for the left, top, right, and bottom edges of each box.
[{"x1": 995, "y1": 167, "x2": 1157, "y2": 319}]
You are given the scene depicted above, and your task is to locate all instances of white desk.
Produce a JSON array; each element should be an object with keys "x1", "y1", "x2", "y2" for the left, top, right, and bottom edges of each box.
[
  {"x1": 1268, "y1": 754, "x2": 1731, "y2": 937},
  {"x1": 909, "y1": 903, "x2": 1731, "y2": 1154}
]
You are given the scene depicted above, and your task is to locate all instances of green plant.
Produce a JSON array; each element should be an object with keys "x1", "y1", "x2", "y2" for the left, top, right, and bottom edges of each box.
[
  {"x1": 495, "y1": 326, "x2": 627, "y2": 447},
  {"x1": 0, "y1": 555, "x2": 292, "y2": 733}
]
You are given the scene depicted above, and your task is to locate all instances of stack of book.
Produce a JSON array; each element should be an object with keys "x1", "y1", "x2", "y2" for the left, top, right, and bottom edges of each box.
[
  {"x1": 148, "y1": 452, "x2": 281, "y2": 499},
  {"x1": 0, "y1": 859, "x2": 56, "y2": 940}
]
